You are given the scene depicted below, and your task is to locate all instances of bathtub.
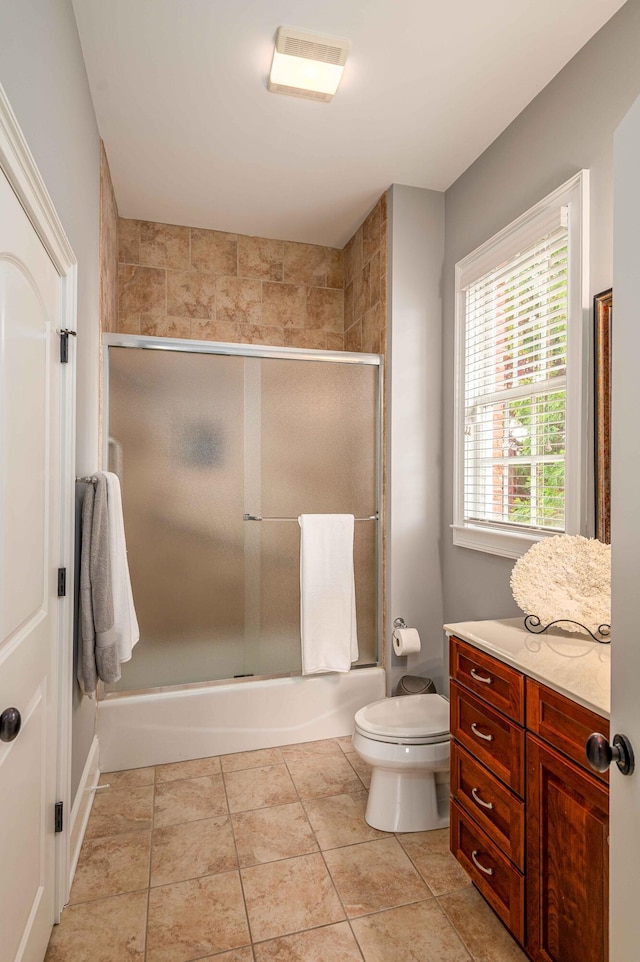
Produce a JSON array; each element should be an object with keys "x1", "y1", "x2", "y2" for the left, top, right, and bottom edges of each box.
[{"x1": 97, "y1": 666, "x2": 386, "y2": 772}]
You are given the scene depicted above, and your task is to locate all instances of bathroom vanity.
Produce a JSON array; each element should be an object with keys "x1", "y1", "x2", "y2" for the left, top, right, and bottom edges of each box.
[{"x1": 444, "y1": 618, "x2": 611, "y2": 962}]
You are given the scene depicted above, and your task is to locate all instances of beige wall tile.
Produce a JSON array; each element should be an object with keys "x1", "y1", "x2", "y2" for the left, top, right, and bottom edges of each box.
[
  {"x1": 283, "y1": 329, "x2": 327, "y2": 350},
  {"x1": 326, "y1": 332, "x2": 345, "y2": 351},
  {"x1": 238, "y1": 236, "x2": 284, "y2": 281},
  {"x1": 166, "y1": 316, "x2": 193, "y2": 339},
  {"x1": 344, "y1": 281, "x2": 354, "y2": 330},
  {"x1": 367, "y1": 250, "x2": 381, "y2": 308},
  {"x1": 306, "y1": 287, "x2": 343, "y2": 332},
  {"x1": 192, "y1": 229, "x2": 238, "y2": 276},
  {"x1": 119, "y1": 264, "x2": 165, "y2": 317},
  {"x1": 118, "y1": 218, "x2": 140, "y2": 264},
  {"x1": 363, "y1": 203, "x2": 382, "y2": 264},
  {"x1": 117, "y1": 314, "x2": 141, "y2": 335},
  {"x1": 353, "y1": 270, "x2": 367, "y2": 323},
  {"x1": 216, "y1": 275, "x2": 262, "y2": 325},
  {"x1": 262, "y1": 282, "x2": 306, "y2": 328},
  {"x1": 100, "y1": 143, "x2": 118, "y2": 335},
  {"x1": 326, "y1": 248, "x2": 344, "y2": 290},
  {"x1": 362, "y1": 304, "x2": 382, "y2": 354},
  {"x1": 283, "y1": 242, "x2": 329, "y2": 287},
  {"x1": 344, "y1": 322, "x2": 362, "y2": 353},
  {"x1": 192, "y1": 318, "x2": 243, "y2": 342},
  {"x1": 242, "y1": 325, "x2": 284, "y2": 347},
  {"x1": 140, "y1": 315, "x2": 168, "y2": 337},
  {"x1": 139, "y1": 221, "x2": 190, "y2": 270},
  {"x1": 167, "y1": 269, "x2": 216, "y2": 319}
]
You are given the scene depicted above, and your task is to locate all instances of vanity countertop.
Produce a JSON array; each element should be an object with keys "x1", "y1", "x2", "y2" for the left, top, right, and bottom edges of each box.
[{"x1": 444, "y1": 617, "x2": 610, "y2": 720}]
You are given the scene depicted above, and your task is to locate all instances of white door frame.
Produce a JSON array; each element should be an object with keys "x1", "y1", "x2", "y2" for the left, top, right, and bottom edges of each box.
[{"x1": 0, "y1": 82, "x2": 77, "y2": 919}]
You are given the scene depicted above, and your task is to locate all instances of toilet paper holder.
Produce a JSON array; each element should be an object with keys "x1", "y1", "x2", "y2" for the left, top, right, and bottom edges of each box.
[{"x1": 393, "y1": 617, "x2": 407, "y2": 629}]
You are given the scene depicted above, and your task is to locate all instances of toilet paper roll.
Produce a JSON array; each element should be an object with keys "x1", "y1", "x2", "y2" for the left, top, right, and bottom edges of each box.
[{"x1": 392, "y1": 627, "x2": 421, "y2": 655}]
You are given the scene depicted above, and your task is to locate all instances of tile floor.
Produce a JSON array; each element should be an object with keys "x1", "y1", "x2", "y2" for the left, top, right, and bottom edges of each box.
[{"x1": 46, "y1": 737, "x2": 527, "y2": 962}]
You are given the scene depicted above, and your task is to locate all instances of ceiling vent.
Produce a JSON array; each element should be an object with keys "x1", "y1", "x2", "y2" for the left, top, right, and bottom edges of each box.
[{"x1": 268, "y1": 27, "x2": 350, "y2": 102}]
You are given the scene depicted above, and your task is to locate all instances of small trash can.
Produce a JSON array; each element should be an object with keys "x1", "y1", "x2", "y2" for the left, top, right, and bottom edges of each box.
[{"x1": 395, "y1": 675, "x2": 437, "y2": 696}]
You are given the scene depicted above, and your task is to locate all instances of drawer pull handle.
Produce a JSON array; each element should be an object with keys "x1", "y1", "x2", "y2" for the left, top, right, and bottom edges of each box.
[
  {"x1": 471, "y1": 787, "x2": 494, "y2": 810},
  {"x1": 471, "y1": 722, "x2": 493, "y2": 742},
  {"x1": 470, "y1": 668, "x2": 492, "y2": 685},
  {"x1": 471, "y1": 849, "x2": 494, "y2": 876}
]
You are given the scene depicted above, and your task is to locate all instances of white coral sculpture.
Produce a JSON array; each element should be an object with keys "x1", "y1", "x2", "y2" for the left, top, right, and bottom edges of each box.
[{"x1": 510, "y1": 534, "x2": 611, "y2": 635}]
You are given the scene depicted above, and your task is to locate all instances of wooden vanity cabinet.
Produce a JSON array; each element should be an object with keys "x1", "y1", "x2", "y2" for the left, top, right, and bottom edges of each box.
[{"x1": 449, "y1": 635, "x2": 610, "y2": 962}]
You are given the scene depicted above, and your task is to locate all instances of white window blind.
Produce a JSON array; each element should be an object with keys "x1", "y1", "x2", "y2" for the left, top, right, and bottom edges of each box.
[{"x1": 463, "y1": 223, "x2": 568, "y2": 533}]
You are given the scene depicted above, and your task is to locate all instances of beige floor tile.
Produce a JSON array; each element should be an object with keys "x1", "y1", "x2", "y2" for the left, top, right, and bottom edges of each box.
[
  {"x1": 85, "y1": 784, "x2": 154, "y2": 839},
  {"x1": 351, "y1": 900, "x2": 472, "y2": 962},
  {"x1": 146, "y1": 872, "x2": 250, "y2": 962},
  {"x1": 335, "y1": 735, "x2": 356, "y2": 754},
  {"x1": 221, "y1": 747, "x2": 285, "y2": 772},
  {"x1": 70, "y1": 831, "x2": 151, "y2": 903},
  {"x1": 154, "y1": 774, "x2": 227, "y2": 827},
  {"x1": 45, "y1": 890, "x2": 147, "y2": 962},
  {"x1": 241, "y1": 852, "x2": 345, "y2": 942},
  {"x1": 232, "y1": 801, "x2": 318, "y2": 866},
  {"x1": 99, "y1": 766, "x2": 155, "y2": 788},
  {"x1": 324, "y1": 836, "x2": 431, "y2": 917},
  {"x1": 253, "y1": 921, "x2": 363, "y2": 961},
  {"x1": 155, "y1": 755, "x2": 221, "y2": 782},
  {"x1": 225, "y1": 764, "x2": 298, "y2": 813},
  {"x1": 303, "y1": 791, "x2": 387, "y2": 850},
  {"x1": 151, "y1": 815, "x2": 237, "y2": 886},
  {"x1": 197, "y1": 951, "x2": 254, "y2": 962},
  {"x1": 280, "y1": 739, "x2": 343, "y2": 761},
  {"x1": 345, "y1": 752, "x2": 372, "y2": 789},
  {"x1": 397, "y1": 828, "x2": 473, "y2": 896},
  {"x1": 439, "y1": 886, "x2": 528, "y2": 961},
  {"x1": 285, "y1": 753, "x2": 362, "y2": 799}
]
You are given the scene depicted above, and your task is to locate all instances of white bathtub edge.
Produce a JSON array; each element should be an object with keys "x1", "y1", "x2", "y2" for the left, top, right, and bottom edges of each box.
[
  {"x1": 98, "y1": 667, "x2": 386, "y2": 771},
  {"x1": 69, "y1": 735, "x2": 100, "y2": 890}
]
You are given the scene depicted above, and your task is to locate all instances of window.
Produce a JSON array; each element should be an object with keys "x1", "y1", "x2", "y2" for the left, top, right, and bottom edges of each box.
[{"x1": 453, "y1": 172, "x2": 589, "y2": 559}]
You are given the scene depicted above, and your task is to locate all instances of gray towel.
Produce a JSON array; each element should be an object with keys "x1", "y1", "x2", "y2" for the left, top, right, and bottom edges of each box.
[{"x1": 78, "y1": 474, "x2": 119, "y2": 693}]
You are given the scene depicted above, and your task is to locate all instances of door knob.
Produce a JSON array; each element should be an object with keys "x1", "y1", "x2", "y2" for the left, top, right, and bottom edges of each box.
[
  {"x1": 0, "y1": 707, "x2": 21, "y2": 743},
  {"x1": 585, "y1": 732, "x2": 635, "y2": 776}
]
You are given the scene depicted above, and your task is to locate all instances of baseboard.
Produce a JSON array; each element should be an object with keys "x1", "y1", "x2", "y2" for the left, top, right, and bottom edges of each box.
[{"x1": 68, "y1": 735, "x2": 100, "y2": 889}]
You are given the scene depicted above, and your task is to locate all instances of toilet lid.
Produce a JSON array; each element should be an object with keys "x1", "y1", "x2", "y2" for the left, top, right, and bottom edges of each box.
[{"x1": 354, "y1": 694, "x2": 449, "y2": 744}]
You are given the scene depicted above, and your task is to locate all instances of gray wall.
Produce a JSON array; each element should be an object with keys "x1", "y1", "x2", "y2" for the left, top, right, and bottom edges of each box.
[
  {"x1": 387, "y1": 185, "x2": 446, "y2": 692},
  {"x1": 441, "y1": 0, "x2": 640, "y2": 634},
  {"x1": 0, "y1": 0, "x2": 101, "y2": 799}
]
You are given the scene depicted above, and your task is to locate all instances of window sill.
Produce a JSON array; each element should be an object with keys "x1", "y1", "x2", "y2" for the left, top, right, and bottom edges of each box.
[{"x1": 450, "y1": 523, "x2": 559, "y2": 560}]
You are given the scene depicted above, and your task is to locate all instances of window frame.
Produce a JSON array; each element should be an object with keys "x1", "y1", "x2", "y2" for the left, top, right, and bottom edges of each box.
[{"x1": 452, "y1": 171, "x2": 590, "y2": 559}]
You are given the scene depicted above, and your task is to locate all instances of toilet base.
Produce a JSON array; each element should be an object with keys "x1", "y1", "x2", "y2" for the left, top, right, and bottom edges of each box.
[{"x1": 364, "y1": 767, "x2": 449, "y2": 833}]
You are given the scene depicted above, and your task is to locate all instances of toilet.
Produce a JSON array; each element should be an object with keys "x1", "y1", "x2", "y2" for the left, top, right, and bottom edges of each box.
[{"x1": 352, "y1": 693, "x2": 450, "y2": 833}]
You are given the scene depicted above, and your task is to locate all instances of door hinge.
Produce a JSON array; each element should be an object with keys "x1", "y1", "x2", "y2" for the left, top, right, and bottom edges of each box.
[
  {"x1": 54, "y1": 801, "x2": 64, "y2": 833},
  {"x1": 58, "y1": 328, "x2": 77, "y2": 363},
  {"x1": 57, "y1": 567, "x2": 67, "y2": 597}
]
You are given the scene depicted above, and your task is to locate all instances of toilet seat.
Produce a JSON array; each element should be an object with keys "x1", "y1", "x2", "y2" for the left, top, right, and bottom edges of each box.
[{"x1": 354, "y1": 693, "x2": 449, "y2": 745}]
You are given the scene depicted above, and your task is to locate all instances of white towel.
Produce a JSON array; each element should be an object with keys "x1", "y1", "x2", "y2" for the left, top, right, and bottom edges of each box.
[
  {"x1": 299, "y1": 514, "x2": 358, "y2": 675},
  {"x1": 99, "y1": 472, "x2": 140, "y2": 664}
]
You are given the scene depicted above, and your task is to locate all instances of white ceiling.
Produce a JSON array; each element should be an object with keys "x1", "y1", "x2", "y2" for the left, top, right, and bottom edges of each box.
[{"x1": 72, "y1": 0, "x2": 626, "y2": 248}]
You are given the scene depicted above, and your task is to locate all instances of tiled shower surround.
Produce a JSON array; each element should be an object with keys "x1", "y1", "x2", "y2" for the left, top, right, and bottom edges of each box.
[
  {"x1": 47, "y1": 738, "x2": 526, "y2": 962},
  {"x1": 114, "y1": 197, "x2": 387, "y2": 355}
]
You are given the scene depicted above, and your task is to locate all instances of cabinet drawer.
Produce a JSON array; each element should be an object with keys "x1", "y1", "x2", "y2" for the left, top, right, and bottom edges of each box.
[
  {"x1": 450, "y1": 799, "x2": 525, "y2": 945},
  {"x1": 450, "y1": 636, "x2": 525, "y2": 723},
  {"x1": 526, "y1": 679, "x2": 610, "y2": 783},
  {"x1": 450, "y1": 680, "x2": 525, "y2": 796},
  {"x1": 450, "y1": 741, "x2": 525, "y2": 870}
]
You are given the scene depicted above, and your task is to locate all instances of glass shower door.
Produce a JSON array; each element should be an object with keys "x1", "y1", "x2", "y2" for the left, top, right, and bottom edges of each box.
[{"x1": 105, "y1": 343, "x2": 379, "y2": 693}]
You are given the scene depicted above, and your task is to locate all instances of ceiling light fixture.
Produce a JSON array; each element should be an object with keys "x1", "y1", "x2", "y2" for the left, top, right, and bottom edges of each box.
[{"x1": 268, "y1": 26, "x2": 350, "y2": 102}]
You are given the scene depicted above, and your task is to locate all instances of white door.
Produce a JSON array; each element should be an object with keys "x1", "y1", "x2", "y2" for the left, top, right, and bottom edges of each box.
[
  {"x1": 609, "y1": 93, "x2": 640, "y2": 960},
  {"x1": 0, "y1": 168, "x2": 64, "y2": 961}
]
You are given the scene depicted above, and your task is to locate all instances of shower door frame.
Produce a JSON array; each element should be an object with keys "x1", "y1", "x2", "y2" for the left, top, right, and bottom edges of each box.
[{"x1": 101, "y1": 333, "x2": 384, "y2": 687}]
